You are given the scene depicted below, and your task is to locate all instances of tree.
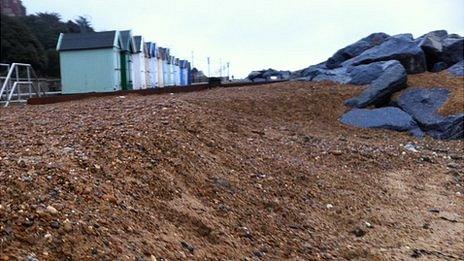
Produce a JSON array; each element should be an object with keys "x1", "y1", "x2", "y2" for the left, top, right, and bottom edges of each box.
[
  {"x1": 0, "y1": 14, "x2": 47, "y2": 73},
  {"x1": 75, "y1": 16, "x2": 94, "y2": 33},
  {"x1": 0, "y1": 12, "x2": 96, "y2": 77}
]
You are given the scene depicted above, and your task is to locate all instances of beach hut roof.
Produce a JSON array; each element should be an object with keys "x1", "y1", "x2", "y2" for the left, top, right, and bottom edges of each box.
[
  {"x1": 57, "y1": 31, "x2": 120, "y2": 51},
  {"x1": 133, "y1": 36, "x2": 143, "y2": 52},
  {"x1": 120, "y1": 30, "x2": 136, "y2": 53}
]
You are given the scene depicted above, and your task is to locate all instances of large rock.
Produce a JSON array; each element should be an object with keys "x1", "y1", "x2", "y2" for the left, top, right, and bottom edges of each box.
[
  {"x1": 448, "y1": 61, "x2": 464, "y2": 76},
  {"x1": 247, "y1": 69, "x2": 290, "y2": 82},
  {"x1": 326, "y1": 33, "x2": 390, "y2": 69},
  {"x1": 347, "y1": 60, "x2": 400, "y2": 85},
  {"x1": 396, "y1": 88, "x2": 463, "y2": 140},
  {"x1": 440, "y1": 37, "x2": 464, "y2": 66},
  {"x1": 340, "y1": 107, "x2": 417, "y2": 131},
  {"x1": 343, "y1": 37, "x2": 427, "y2": 74},
  {"x1": 417, "y1": 30, "x2": 449, "y2": 71},
  {"x1": 427, "y1": 114, "x2": 464, "y2": 140},
  {"x1": 345, "y1": 62, "x2": 407, "y2": 107},
  {"x1": 312, "y1": 67, "x2": 351, "y2": 84}
]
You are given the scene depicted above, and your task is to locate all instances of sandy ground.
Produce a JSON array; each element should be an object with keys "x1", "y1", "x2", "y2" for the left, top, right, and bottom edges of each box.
[{"x1": 0, "y1": 79, "x2": 463, "y2": 260}]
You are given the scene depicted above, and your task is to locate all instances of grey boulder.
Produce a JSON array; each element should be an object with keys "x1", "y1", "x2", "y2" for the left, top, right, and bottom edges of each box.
[
  {"x1": 312, "y1": 67, "x2": 351, "y2": 84},
  {"x1": 347, "y1": 60, "x2": 400, "y2": 85},
  {"x1": 343, "y1": 36, "x2": 427, "y2": 74},
  {"x1": 326, "y1": 33, "x2": 390, "y2": 69},
  {"x1": 448, "y1": 61, "x2": 464, "y2": 76},
  {"x1": 345, "y1": 61, "x2": 407, "y2": 108},
  {"x1": 340, "y1": 107, "x2": 417, "y2": 131},
  {"x1": 440, "y1": 37, "x2": 464, "y2": 66},
  {"x1": 247, "y1": 68, "x2": 291, "y2": 82},
  {"x1": 396, "y1": 88, "x2": 463, "y2": 140},
  {"x1": 417, "y1": 30, "x2": 449, "y2": 71}
]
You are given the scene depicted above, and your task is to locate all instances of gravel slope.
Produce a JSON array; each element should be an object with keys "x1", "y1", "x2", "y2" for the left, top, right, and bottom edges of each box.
[{"x1": 1, "y1": 80, "x2": 463, "y2": 260}]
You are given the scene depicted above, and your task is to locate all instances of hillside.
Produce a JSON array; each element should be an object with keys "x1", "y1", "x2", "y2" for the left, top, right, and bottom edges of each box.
[{"x1": 1, "y1": 77, "x2": 463, "y2": 260}]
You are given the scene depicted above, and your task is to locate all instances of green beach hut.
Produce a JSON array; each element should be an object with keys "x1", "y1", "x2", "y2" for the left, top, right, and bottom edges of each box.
[
  {"x1": 119, "y1": 30, "x2": 136, "y2": 90},
  {"x1": 57, "y1": 30, "x2": 133, "y2": 94}
]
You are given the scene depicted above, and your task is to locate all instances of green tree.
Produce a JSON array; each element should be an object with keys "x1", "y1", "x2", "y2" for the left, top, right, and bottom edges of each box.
[
  {"x1": 75, "y1": 16, "x2": 94, "y2": 33},
  {"x1": 0, "y1": 14, "x2": 47, "y2": 74}
]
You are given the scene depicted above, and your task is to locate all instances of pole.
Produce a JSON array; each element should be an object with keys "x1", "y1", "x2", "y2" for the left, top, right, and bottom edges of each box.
[
  {"x1": 191, "y1": 51, "x2": 194, "y2": 68},
  {"x1": 219, "y1": 59, "x2": 222, "y2": 78},
  {"x1": 207, "y1": 57, "x2": 211, "y2": 77},
  {"x1": 227, "y1": 62, "x2": 230, "y2": 79}
]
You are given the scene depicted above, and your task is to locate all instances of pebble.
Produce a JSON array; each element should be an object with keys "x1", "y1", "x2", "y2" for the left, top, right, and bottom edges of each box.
[
  {"x1": 331, "y1": 150, "x2": 343, "y2": 156},
  {"x1": 364, "y1": 221, "x2": 373, "y2": 228},
  {"x1": 46, "y1": 205, "x2": 59, "y2": 215},
  {"x1": 421, "y1": 156, "x2": 433, "y2": 163},
  {"x1": 447, "y1": 163, "x2": 460, "y2": 169},
  {"x1": 428, "y1": 208, "x2": 440, "y2": 213},
  {"x1": 50, "y1": 221, "x2": 60, "y2": 229},
  {"x1": 404, "y1": 143, "x2": 419, "y2": 152},
  {"x1": 44, "y1": 233, "x2": 52, "y2": 242},
  {"x1": 351, "y1": 227, "x2": 366, "y2": 237},
  {"x1": 326, "y1": 204, "x2": 334, "y2": 209},
  {"x1": 23, "y1": 218, "x2": 34, "y2": 227},
  {"x1": 61, "y1": 219, "x2": 71, "y2": 231},
  {"x1": 26, "y1": 255, "x2": 39, "y2": 261},
  {"x1": 180, "y1": 241, "x2": 194, "y2": 253}
]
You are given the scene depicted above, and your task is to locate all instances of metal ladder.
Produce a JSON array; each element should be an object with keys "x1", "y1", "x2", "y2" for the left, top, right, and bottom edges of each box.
[{"x1": 0, "y1": 63, "x2": 45, "y2": 107}]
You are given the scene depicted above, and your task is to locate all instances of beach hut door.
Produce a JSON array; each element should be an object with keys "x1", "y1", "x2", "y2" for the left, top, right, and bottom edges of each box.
[{"x1": 120, "y1": 53, "x2": 128, "y2": 90}]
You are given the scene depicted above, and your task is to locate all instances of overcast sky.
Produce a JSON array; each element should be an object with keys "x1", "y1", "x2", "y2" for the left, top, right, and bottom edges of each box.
[{"x1": 23, "y1": 0, "x2": 464, "y2": 78}]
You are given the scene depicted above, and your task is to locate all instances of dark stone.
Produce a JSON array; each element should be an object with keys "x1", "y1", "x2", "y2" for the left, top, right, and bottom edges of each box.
[
  {"x1": 417, "y1": 30, "x2": 449, "y2": 71},
  {"x1": 393, "y1": 33, "x2": 414, "y2": 41},
  {"x1": 347, "y1": 60, "x2": 400, "y2": 85},
  {"x1": 448, "y1": 60, "x2": 464, "y2": 76},
  {"x1": 409, "y1": 128, "x2": 425, "y2": 138},
  {"x1": 351, "y1": 227, "x2": 367, "y2": 237},
  {"x1": 50, "y1": 220, "x2": 60, "y2": 229},
  {"x1": 440, "y1": 37, "x2": 464, "y2": 66},
  {"x1": 343, "y1": 37, "x2": 427, "y2": 74},
  {"x1": 341, "y1": 107, "x2": 417, "y2": 131},
  {"x1": 252, "y1": 77, "x2": 266, "y2": 83},
  {"x1": 396, "y1": 88, "x2": 463, "y2": 140},
  {"x1": 431, "y1": 62, "x2": 448, "y2": 72},
  {"x1": 345, "y1": 62, "x2": 407, "y2": 108},
  {"x1": 312, "y1": 67, "x2": 351, "y2": 84},
  {"x1": 397, "y1": 88, "x2": 450, "y2": 129},
  {"x1": 426, "y1": 114, "x2": 464, "y2": 140},
  {"x1": 181, "y1": 241, "x2": 195, "y2": 253},
  {"x1": 247, "y1": 68, "x2": 291, "y2": 82},
  {"x1": 23, "y1": 218, "x2": 34, "y2": 227},
  {"x1": 326, "y1": 32, "x2": 390, "y2": 69}
]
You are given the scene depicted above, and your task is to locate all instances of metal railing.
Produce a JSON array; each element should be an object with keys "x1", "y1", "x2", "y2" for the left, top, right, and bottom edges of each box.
[{"x1": 0, "y1": 63, "x2": 45, "y2": 107}]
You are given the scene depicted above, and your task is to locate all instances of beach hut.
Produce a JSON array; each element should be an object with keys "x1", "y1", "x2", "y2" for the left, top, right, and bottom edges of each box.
[
  {"x1": 57, "y1": 30, "x2": 126, "y2": 94},
  {"x1": 146, "y1": 42, "x2": 158, "y2": 88},
  {"x1": 169, "y1": 56, "x2": 175, "y2": 86},
  {"x1": 119, "y1": 30, "x2": 136, "y2": 90},
  {"x1": 180, "y1": 60, "x2": 188, "y2": 86},
  {"x1": 174, "y1": 58, "x2": 181, "y2": 86},
  {"x1": 187, "y1": 61, "x2": 192, "y2": 85},
  {"x1": 163, "y1": 49, "x2": 171, "y2": 86},
  {"x1": 144, "y1": 42, "x2": 152, "y2": 88},
  {"x1": 157, "y1": 47, "x2": 165, "y2": 87},
  {"x1": 132, "y1": 36, "x2": 147, "y2": 89}
]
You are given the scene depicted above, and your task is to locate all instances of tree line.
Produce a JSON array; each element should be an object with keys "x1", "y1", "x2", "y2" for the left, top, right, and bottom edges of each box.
[{"x1": 0, "y1": 13, "x2": 95, "y2": 77}]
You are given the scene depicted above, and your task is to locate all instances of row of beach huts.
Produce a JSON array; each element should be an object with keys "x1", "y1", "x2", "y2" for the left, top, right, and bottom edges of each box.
[{"x1": 56, "y1": 30, "x2": 192, "y2": 94}]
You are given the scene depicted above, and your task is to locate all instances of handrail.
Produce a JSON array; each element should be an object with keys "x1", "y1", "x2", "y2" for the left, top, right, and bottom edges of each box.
[
  {"x1": 0, "y1": 63, "x2": 16, "y2": 98},
  {"x1": 0, "y1": 63, "x2": 45, "y2": 107},
  {"x1": 4, "y1": 82, "x2": 19, "y2": 107}
]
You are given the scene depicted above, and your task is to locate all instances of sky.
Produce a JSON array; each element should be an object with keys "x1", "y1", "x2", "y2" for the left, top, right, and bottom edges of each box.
[{"x1": 23, "y1": 0, "x2": 464, "y2": 78}]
